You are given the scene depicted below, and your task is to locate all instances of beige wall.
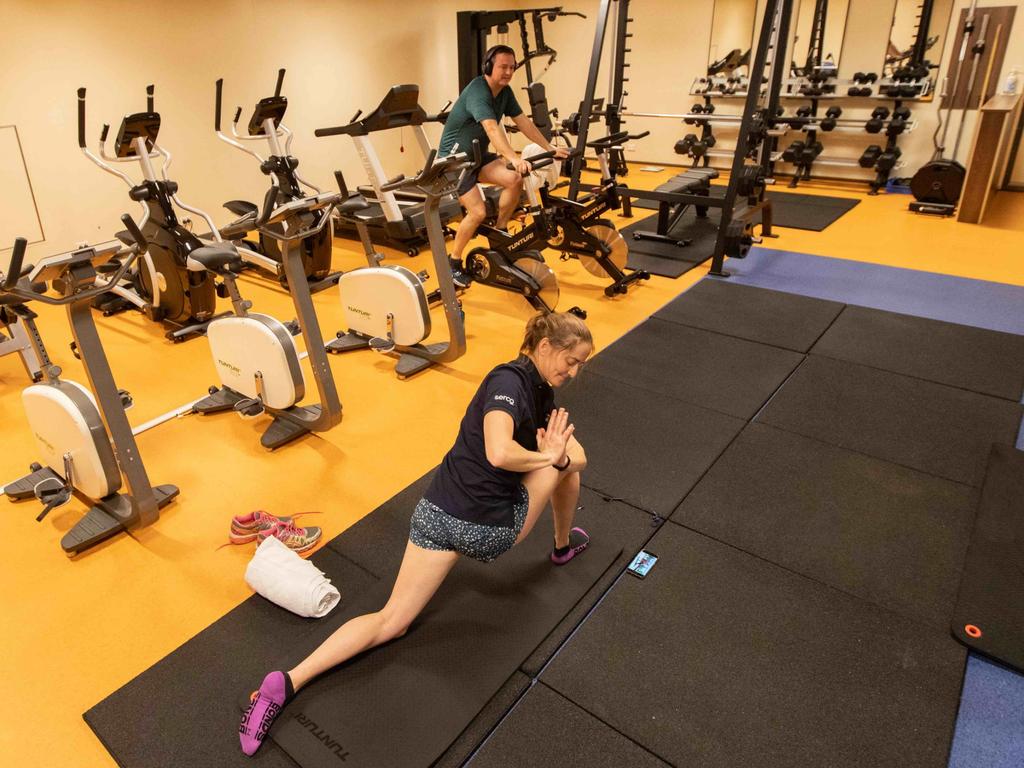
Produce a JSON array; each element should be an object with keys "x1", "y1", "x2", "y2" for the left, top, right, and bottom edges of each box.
[
  {"x1": 2, "y1": 0, "x2": 1021, "y2": 260},
  {"x1": 522, "y1": 0, "x2": 1024, "y2": 186},
  {"x1": 0, "y1": 0, "x2": 509, "y2": 256}
]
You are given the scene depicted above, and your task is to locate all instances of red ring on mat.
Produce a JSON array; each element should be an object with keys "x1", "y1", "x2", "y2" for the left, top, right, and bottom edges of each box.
[{"x1": 965, "y1": 624, "x2": 982, "y2": 639}]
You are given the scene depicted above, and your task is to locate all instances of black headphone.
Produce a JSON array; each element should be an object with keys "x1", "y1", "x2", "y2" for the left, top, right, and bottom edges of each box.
[{"x1": 482, "y1": 45, "x2": 518, "y2": 76}]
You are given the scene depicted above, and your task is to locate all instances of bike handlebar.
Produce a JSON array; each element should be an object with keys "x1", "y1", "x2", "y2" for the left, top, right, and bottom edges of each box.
[{"x1": 3, "y1": 238, "x2": 28, "y2": 290}]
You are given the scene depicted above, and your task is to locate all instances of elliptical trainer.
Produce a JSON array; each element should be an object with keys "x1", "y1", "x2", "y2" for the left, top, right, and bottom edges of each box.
[
  {"x1": 2, "y1": 216, "x2": 179, "y2": 555},
  {"x1": 190, "y1": 182, "x2": 346, "y2": 449},
  {"x1": 214, "y1": 70, "x2": 341, "y2": 293},
  {"x1": 328, "y1": 146, "x2": 476, "y2": 378},
  {"x1": 78, "y1": 85, "x2": 225, "y2": 340}
]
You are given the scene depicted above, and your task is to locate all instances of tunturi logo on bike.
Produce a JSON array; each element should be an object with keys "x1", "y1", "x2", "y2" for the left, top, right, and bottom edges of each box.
[
  {"x1": 509, "y1": 232, "x2": 534, "y2": 250},
  {"x1": 347, "y1": 306, "x2": 372, "y2": 319},
  {"x1": 217, "y1": 359, "x2": 242, "y2": 376}
]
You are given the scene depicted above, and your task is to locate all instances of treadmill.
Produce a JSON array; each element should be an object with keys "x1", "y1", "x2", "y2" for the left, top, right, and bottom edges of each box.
[{"x1": 316, "y1": 85, "x2": 463, "y2": 256}]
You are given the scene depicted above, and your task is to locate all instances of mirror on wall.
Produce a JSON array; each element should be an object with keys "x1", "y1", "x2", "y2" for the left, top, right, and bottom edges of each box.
[
  {"x1": 708, "y1": 0, "x2": 757, "y2": 75},
  {"x1": 789, "y1": 0, "x2": 851, "y2": 76},
  {"x1": 885, "y1": 0, "x2": 954, "y2": 76}
]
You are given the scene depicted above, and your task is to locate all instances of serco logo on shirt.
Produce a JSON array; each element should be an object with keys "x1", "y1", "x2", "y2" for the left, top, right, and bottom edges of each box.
[{"x1": 494, "y1": 394, "x2": 515, "y2": 406}]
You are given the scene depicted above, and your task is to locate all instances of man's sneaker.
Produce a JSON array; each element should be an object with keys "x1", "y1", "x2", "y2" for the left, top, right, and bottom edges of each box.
[
  {"x1": 229, "y1": 511, "x2": 293, "y2": 545},
  {"x1": 258, "y1": 521, "x2": 323, "y2": 554},
  {"x1": 239, "y1": 671, "x2": 293, "y2": 756},
  {"x1": 449, "y1": 257, "x2": 472, "y2": 290},
  {"x1": 551, "y1": 527, "x2": 590, "y2": 565}
]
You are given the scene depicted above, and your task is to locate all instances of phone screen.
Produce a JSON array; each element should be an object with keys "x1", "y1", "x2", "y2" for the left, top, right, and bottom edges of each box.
[{"x1": 627, "y1": 550, "x2": 657, "y2": 578}]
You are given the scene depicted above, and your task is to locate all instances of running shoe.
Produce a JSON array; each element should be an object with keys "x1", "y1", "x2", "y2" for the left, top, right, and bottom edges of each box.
[
  {"x1": 239, "y1": 671, "x2": 292, "y2": 756},
  {"x1": 551, "y1": 527, "x2": 590, "y2": 565},
  {"x1": 229, "y1": 510, "x2": 293, "y2": 545},
  {"x1": 258, "y1": 521, "x2": 323, "y2": 554}
]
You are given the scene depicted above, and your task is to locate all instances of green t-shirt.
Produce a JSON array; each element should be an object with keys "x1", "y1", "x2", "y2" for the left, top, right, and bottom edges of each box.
[{"x1": 438, "y1": 76, "x2": 523, "y2": 157}]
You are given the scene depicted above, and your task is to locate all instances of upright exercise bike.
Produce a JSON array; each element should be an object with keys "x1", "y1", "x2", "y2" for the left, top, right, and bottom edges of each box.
[
  {"x1": 214, "y1": 70, "x2": 341, "y2": 292},
  {"x1": 328, "y1": 147, "x2": 475, "y2": 378},
  {"x1": 78, "y1": 85, "x2": 224, "y2": 341},
  {"x1": 189, "y1": 181, "x2": 346, "y2": 449},
  {"x1": 2, "y1": 216, "x2": 179, "y2": 554}
]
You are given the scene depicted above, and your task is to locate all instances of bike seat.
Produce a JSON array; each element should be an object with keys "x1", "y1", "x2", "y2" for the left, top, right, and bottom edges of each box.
[
  {"x1": 224, "y1": 200, "x2": 259, "y2": 217},
  {"x1": 187, "y1": 243, "x2": 242, "y2": 273},
  {"x1": 338, "y1": 194, "x2": 372, "y2": 216}
]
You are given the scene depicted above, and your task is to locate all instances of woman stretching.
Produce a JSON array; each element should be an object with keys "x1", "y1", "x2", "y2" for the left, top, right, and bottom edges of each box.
[{"x1": 239, "y1": 311, "x2": 593, "y2": 755}]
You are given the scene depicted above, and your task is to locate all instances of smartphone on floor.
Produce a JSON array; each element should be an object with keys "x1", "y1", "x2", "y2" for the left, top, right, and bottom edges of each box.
[{"x1": 627, "y1": 550, "x2": 657, "y2": 579}]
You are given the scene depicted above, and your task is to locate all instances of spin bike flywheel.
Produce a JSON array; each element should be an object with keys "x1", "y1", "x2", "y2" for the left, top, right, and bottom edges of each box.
[
  {"x1": 579, "y1": 222, "x2": 628, "y2": 278},
  {"x1": 514, "y1": 252, "x2": 559, "y2": 311}
]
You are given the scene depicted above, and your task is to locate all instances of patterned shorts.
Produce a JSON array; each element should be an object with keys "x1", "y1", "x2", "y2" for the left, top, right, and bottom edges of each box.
[{"x1": 409, "y1": 485, "x2": 529, "y2": 563}]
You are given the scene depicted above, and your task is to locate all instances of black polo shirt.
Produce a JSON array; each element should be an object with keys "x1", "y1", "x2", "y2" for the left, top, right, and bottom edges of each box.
[{"x1": 425, "y1": 355, "x2": 554, "y2": 527}]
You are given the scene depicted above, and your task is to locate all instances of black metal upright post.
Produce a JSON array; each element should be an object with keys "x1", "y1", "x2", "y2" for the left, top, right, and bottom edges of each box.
[
  {"x1": 568, "y1": 0, "x2": 613, "y2": 201},
  {"x1": 709, "y1": 0, "x2": 790, "y2": 276},
  {"x1": 605, "y1": 0, "x2": 632, "y2": 178}
]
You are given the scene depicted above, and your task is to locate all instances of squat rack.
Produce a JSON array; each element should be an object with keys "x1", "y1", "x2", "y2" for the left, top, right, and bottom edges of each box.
[{"x1": 569, "y1": 0, "x2": 793, "y2": 274}]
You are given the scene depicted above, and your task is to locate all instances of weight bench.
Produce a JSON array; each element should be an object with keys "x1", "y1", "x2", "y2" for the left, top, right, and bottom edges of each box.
[{"x1": 631, "y1": 167, "x2": 720, "y2": 248}]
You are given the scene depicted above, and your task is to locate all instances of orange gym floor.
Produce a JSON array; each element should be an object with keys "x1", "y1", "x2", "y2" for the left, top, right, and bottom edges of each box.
[{"x1": 2, "y1": 167, "x2": 1022, "y2": 767}]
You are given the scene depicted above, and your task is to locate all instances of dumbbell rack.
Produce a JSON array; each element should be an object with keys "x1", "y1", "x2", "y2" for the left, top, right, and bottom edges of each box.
[{"x1": 685, "y1": 73, "x2": 921, "y2": 192}]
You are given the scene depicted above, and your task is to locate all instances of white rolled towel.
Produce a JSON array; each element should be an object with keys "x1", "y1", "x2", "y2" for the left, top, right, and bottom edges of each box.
[{"x1": 245, "y1": 535, "x2": 341, "y2": 618}]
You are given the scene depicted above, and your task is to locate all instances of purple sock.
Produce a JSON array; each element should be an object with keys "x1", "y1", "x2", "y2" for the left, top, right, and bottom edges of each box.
[{"x1": 239, "y1": 671, "x2": 293, "y2": 756}]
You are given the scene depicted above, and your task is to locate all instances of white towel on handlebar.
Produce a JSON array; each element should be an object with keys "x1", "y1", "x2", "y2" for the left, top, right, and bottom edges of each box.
[{"x1": 245, "y1": 535, "x2": 340, "y2": 618}]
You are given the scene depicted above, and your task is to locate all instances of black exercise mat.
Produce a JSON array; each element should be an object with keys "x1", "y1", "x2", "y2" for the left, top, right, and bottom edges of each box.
[
  {"x1": 951, "y1": 443, "x2": 1024, "y2": 671},
  {"x1": 586, "y1": 317, "x2": 804, "y2": 420},
  {"x1": 84, "y1": 547, "x2": 378, "y2": 768},
  {"x1": 655, "y1": 278, "x2": 844, "y2": 352},
  {"x1": 620, "y1": 209, "x2": 720, "y2": 278},
  {"x1": 622, "y1": 186, "x2": 860, "y2": 230},
  {"x1": 267, "y1": 527, "x2": 621, "y2": 768},
  {"x1": 434, "y1": 673, "x2": 531, "y2": 768},
  {"x1": 541, "y1": 523, "x2": 967, "y2": 768},
  {"x1": 471, "y1": 682, "x2": 670, "y2": 767},
  {"x1": 675, "y1": 422, "x2": 978, "y2": 630},
  {"x1": 812, "y1": 304, "x2": 1024, "y2": 402},
  {"x1": 436, "y1": 487, "x2": 657, "y2": 763},
  {"x1": 756, "y1": 355, "x2": 1023, "y2": 487},
  {"x1": 556, "y1": 369, "x2": 745, "y2": 518}
]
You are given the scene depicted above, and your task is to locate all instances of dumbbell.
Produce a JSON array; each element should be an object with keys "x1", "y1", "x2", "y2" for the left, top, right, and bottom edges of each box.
[
  {"x1": 704, "y1": 103, "x2": 716, "y2": 114},
  {"x1": 893, "y1": 106, "x2": 911, "y2": 120},
  {"x1": 899, "y1": 84, "x2": 919, "y2": 98},
  {"x1": 859, "y1": 145, "x2": 882, "y2": 168},
  {"x1": 886, "y1": 117, "x2": 907, "y2": 137},
  {"x1": 865, "y1": 106, "x2": 890, "y2": 134},
  {"x1": 801, "y1": 141, "x2": 823, "y2": 164},
  {"x1": 876, "y1": 147, "x2": 902, "y2": 173},
  {"x1": 863, "y1": 73, "x2": 878, "y2": 84},
  {"x1": 691, "y1": 103, "x2": 704, "y2": 114},
  {"x1": 782, "y1": 140, "x2": 805, "y2": 163},
  {"x1": 704, "y1": 135, "x2": 717, "y2": 148},
  {"x1": 820, "y1": 106, "x2": 842, "y2": 131},
  {"x1": 796, "y1": 106, "x2": 812, "y2": 118},
  {"x1": 883, "y1": 85, "x2": 902, "y2": 97}
]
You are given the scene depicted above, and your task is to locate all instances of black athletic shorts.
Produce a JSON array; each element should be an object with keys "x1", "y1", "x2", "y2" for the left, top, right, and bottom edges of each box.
[{"x1": 456, "y1": 151, "x2": 499, "y2": 197}]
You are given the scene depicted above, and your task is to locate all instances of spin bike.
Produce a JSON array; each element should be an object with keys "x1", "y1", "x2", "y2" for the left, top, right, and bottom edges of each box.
[
  {"x1": 189, "y1": 180, "x2": 347, "y2": 449},
  {"x1": 78, "y1": 85, "x2": 224, "y2": 341},
  {"x1": 2, "y1": 216, "x2": 179, "y2": 555},
  {"x1": 462, "y1": 152, "x2": 566, "y2": 314},
  {"x1": 328, "y1": 146, "x2": 475, "y2": 379},
  {"x1": 538, "y1": 131, "x2": 651, "y2": 297},
  {"x1": 214, "y1": 70, "x2": 341, "y2": 293}
]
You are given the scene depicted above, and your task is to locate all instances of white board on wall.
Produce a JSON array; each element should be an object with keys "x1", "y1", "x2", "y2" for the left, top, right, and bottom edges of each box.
[{"x1": 0, "y1": 125, "x2": 44, "y2": 249}]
